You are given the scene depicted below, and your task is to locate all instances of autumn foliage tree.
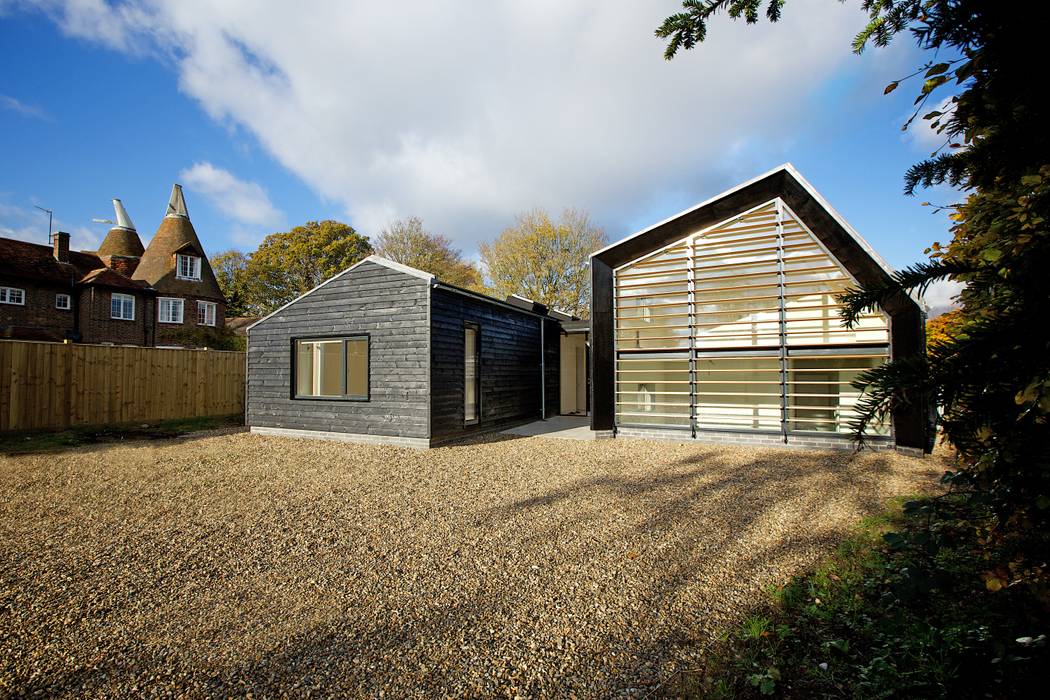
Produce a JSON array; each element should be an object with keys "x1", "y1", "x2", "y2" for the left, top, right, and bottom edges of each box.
[
  {"x1": 374, "y1": 217, "x2": 482, "y2": 289},
  {"x1": 245, "y1": 220, "x2": 372, "y2": 312},
  {"x1": 209, "y1": 250, "x2": 253, "y2": 316},
  {"x1": 480, "y1": 209, "x2": 606, "y2": 317}
]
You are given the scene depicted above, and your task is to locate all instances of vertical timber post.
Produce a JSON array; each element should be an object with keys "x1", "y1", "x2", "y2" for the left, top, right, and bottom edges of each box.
[
  {"x1": 776, "y1": 199, "x2": 789, "y2": 444},
  {"x1": 687, "y1": 234, "x2": 697, "y2": 439}
]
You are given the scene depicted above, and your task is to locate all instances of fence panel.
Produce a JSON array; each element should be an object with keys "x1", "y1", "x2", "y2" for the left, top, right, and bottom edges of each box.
[{"x1": 0, "y1": 340, "x2": 245, "y2": 432}]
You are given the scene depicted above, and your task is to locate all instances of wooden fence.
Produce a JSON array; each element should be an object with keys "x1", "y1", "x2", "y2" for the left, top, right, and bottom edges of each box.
[{"x1": 0, "y1": 340, "x2": 245, "y2": 432}]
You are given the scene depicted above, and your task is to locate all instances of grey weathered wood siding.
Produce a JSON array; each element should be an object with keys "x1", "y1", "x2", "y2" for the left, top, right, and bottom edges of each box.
[
  {"x1": 430, "y1": 288, "x2": 556, "y2": 443},
  {"x1": 247, "y1": 261, "x2": 430, "y2": 439}
]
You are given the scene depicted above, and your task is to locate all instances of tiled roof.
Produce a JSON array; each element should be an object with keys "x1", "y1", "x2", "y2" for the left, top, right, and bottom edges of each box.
[
  {"x1": 78, "y1": 267, "x2": 153, "y2": 291},
  {"x1": 0, "y1": 237, "x2": 102, "y2": 285},
  {"x1": 0, "y1": 236, "x2": 152, "y2": 292},
  {"x1": 132, "y1": 213, "x2": 225, "y2": 301}
]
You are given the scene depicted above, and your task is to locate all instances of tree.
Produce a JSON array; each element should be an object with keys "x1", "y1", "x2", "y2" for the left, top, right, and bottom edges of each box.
[
  {"x1": 374, "y1": 217, "x2": 482, "y2": 289},
  {"x1": 209, "y1": 250, "x2": 253, "y2": 316},
  {"x1": 246, "y1": 220, "x2": 373, "y2": 312},
  {"x1": 659, "y1": 1, "x2": 1050, "y2": 575},
  {"x1": 479, "y1": 209, "x2": 606, "y2": 317},
  {"x1": 925, "y1": 308, "x2": 961, "y2": 349}
]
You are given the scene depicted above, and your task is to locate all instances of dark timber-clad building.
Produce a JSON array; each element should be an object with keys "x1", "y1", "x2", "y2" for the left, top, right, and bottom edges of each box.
[
  {"x1": 246, "y1": 165, "x2": 927, "y2": 452},
  {"x1": 246, "y1": 256, "x2": 566, "y2": 448}
]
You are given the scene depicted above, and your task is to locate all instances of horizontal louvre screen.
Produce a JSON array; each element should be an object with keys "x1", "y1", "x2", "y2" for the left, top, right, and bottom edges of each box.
[
  {"x1": 613, "y1": 199, "x2": 891, "y2": 439},
  {"x1": 787, "y1": 353, "x2": 890, "y2": 435},
  {"x1": 696, "y1": 355, "x2": 782, "y2": 431},
  {"x1": 615, "y1": 354, "x2": 691, "y2": 427}
]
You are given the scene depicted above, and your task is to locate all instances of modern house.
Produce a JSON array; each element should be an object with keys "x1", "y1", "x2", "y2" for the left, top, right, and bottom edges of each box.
[
  {"x1": 590, "y1": 164, "x2": 925, "y2": 452},
  {"x1": 246, "y1": 165, "x2": 927, "y2": 452},
  {"x1": 0, "y1": 185, "x2": 226, "y2": 347},
  {"x1": 246, "y1": 257, "x2": 565, "y2": 448}
]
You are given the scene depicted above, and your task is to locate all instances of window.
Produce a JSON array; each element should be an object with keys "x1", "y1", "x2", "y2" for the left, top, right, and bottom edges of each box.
[
  {"x1": 158, "y1": 297, "x2": 184, "y2": 324},
  {"x1": 464, "y1": 324, "x2": 480, "y2": 424},
  {"x1": 55, "y1": 293, "x2": 71, "y2": 310},
  {"x1": 176, "y1": 254, "x2": 201, "y2": 280},
  {"x1": 294, "y1": 336, "x2": 369, "y2": 400},
  {"x1": 0, "y1": 286, "x2": 25, "y2": 305},
  {"x1": 197, "y1": 300, "x2": 217, "y2": 326},
  {"x1": 111, "y1": 293, "x2": 135, "y2": 320}
]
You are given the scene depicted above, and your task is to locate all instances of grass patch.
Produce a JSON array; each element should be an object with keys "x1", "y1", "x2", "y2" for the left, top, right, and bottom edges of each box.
[
  {"x1": 670, "y1": 495, "x2": 1049, "y2": 698},
  {"x1": 0, "y1": 414, "x2": 243, "y2": 455}
]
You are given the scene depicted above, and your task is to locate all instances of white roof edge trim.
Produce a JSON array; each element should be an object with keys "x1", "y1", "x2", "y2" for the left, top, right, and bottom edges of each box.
[
  {"x1": 591, "y1": 163, "x2": 796, "y2": 259},
  {"x1": 246, "y1": 255, "x2": 434, "y2": 333},
  {"x1": 508, "y1": 293, "x2": 535, "y2": 303},
  {"x1": 593, "y1": 162, "x2": 900, "y2": 279}
]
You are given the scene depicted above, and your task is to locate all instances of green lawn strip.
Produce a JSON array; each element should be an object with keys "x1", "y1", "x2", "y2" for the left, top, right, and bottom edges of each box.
[
  {"x1": 675, "y1": 495, "x2": 1049, "y2": 698},
  {"x1": 0, "y1": 413, "x2": 243, "y2": 455}
]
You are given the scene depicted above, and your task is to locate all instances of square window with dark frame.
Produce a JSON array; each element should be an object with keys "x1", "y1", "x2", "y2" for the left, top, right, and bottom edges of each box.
[
  {"x1": 464, "y1": 324, "x2": 480, "y2": 424},
  {"x1": 294, "y1": 336, "x2": 369, "y2": 400},
  {"x1": 55, "y1": 293, "x2": 71, "y2": 310}
]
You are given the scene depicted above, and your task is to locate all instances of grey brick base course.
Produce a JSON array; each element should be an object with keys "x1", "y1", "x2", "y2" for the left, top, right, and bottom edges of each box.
[
  {"x1": 615, "y1": 427, "x2": 901, "y2": 453},
  {"x1": 249, "y1": 426, "x2": 430, "y2": 449}
]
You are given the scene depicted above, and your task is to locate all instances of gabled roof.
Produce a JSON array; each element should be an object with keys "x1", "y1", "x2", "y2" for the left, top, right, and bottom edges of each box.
[
  {"x1": 247, "y1": 255, "x2": 433, "y2": 332},
  {"x1": 592, "y1": 163, "x2": 920, "y2": 315},
  {"x1": 79, "y1": 267, "x2": 154, "y2": 292},
  {"x1": 0, "y1": 237, "x2": 102, "y2": 285},
  {"x1": 131, "y1": 184, "x2": 225, "y2": 302},
  {"x1": 0, "y1": 236, "x2": 154, "y2": 292}
]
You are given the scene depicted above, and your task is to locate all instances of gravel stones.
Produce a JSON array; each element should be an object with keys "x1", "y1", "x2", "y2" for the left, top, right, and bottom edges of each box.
[{"x1": 0, "y1": 433, "x2": 941, "y2": 697}]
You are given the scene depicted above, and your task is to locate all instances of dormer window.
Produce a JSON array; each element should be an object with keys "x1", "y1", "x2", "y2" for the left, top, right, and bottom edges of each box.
[{"x1": 176, "y1": 254, "x2": 201, "y2": 280}]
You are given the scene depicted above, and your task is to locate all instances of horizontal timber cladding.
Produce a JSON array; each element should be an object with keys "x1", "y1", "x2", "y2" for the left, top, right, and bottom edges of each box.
[
  {"x1": 429, "y1": 288, "x2": 555, "y2": 443},
  {"x1": 246, "y1": 260, "x2": 430, "y2": 440}
]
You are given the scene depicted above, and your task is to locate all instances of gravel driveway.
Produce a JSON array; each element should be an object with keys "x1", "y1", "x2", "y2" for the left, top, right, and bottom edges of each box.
[{"x1": 0, "y1": 432, "x2": 941, "y2": 698}]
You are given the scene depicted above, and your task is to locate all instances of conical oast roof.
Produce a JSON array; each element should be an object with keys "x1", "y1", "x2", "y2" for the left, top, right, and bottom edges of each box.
[
  {"x1": 97, "y1": 199, "x2": 145, "y2": 257},
  {"x1": 131, "y1": 184, "x2": 225, "y2": 302}
]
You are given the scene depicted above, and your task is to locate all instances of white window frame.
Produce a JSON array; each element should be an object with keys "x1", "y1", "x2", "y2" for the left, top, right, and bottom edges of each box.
[
  {"x1": 55, "y1": 293, "x2": 71, "y2": 310},
  {"x1": 111, "y1": 293, "x2": 135, "y2": 321},
  {"x1": 158, "y1": 297, "x2": 184, "y2": 324},
  {"x1": 0, "y1": 286, "x2": 25, "y2": 305},
  {"x1": 197, "y1": 300, "x2": 217, "y2": 327},
  {"x1": 176, "y1": 254, "x2": 202, "y2": 281}
]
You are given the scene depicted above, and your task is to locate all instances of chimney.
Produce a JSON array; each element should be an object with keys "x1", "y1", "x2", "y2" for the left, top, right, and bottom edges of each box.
[{"x1": 53, "y1": 231, "x2": 70, "y2": 263}]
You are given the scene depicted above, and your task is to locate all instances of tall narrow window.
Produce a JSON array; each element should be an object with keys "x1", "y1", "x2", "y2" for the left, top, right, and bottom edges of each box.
[
  {"x1": 197, "y1": 300, "x2": 217, "y2": 326},
  {"x1": 464, "y1": 324, "x2": 479, "y2": 424},
  {"x1": 294, "y1": 336, "x2": 369, "y2": 400}
]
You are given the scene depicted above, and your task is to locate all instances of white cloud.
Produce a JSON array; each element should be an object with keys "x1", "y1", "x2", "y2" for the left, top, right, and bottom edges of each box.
[
  {"x1": 0, "y1": 94, "x2": 52, "y2": 121},
  {"x1": 921, "y1": 278, "x2": 963, "y2": 318},
  {"x1": 178, "y1": 161, "x2": 285, "y2": 231},
  {"x1": 0, "y1": 199, "x2": 100, "y2": 250},
  {"x1": 29, "y1": 0, "x2": 912, "y2": 250},
  {"x1": 906, "y1": 95, "x2": 956, "y2": 152}
]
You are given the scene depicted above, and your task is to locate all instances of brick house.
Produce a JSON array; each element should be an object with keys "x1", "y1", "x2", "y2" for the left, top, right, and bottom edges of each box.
[
  {"x1": 0, "y1": 185, "x2": 225, "y2": 346},
  {"x1": 130, "y1": 185, "x2": 226, "y2": 346}
]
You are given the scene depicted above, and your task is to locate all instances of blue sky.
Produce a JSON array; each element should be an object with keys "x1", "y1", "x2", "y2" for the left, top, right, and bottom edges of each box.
[{"x1": 1, "y1": 1, "x2": 957, "y2": 299}]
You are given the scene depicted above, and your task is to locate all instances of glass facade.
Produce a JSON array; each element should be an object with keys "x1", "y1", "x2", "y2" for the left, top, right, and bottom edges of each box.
[{"x1": 613, "y1": 199, "x2": 890, "y2": 438}]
